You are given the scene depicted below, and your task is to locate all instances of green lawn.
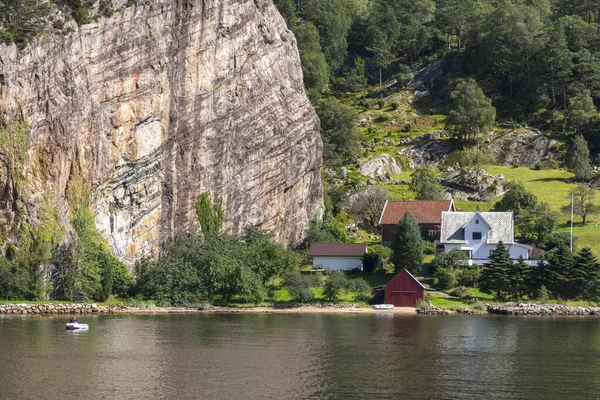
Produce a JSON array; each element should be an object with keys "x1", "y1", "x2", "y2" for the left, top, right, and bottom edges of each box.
[{"x1": 454, "y1": 165, "x2": 599, "y2": 252}]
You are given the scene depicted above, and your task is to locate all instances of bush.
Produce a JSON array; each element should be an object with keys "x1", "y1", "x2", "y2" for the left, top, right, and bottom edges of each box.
[
  {"x1": 451, "y1": 285, "x2": 471, "y2": 300},
  {"x1": 415, "y1": 299, "x2": 429, "y2": 310},
  {"x1": 391, "y1": 102, "x2": 399, "y2": 110},
  {"x1": 377, "y1": 99, "x2": 385, "y2": 109},
  {"x1": 73, "y1": 7, "x2": 91, "y2": 25},
  {"x1": 323, "y1": 270, "x2": 350, "y2": 301},
  {"x1": 537, "y1": 285, "x2": 550, "y2": 302},
  {"x1": 72, "y1": 291, "x2": 88, "y2": 303},
  {"x1": 283, "y1": 271, "x2": 320, "y2": 303},
  {"x1": 349, "y1": 278, "x2": 371, "y2": 302},
  {"x1": 404, "y1": 122, "x2": 412, "y2": 132},
  {"x1": 0, "y1": 30, "x2": 15, "y2": 44},
  {"x1": 433, "y1": 268, "x2": 458, "y2": 290}
]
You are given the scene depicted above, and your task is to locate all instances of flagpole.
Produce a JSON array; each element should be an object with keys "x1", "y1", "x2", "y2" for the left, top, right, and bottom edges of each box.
[{"x1": 570, "y1": 194, "x2": 574, "y2": 252}]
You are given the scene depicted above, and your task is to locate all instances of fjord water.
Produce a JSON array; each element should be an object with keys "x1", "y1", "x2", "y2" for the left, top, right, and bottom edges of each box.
[{"x1": 2, "y1": 314, "x2": 600, "y2": 399}]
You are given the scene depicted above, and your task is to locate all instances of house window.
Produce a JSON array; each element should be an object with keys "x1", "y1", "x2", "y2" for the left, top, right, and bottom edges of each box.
[
  {"x1": 428, "y1": 230, "x2": 437, "y2": 237},
  {"x1": 475, "y1": 219, "x2": 479, "y2": 224},
  {"x1": 472, "y1": 232, "x2": 482, "y2": 240}
]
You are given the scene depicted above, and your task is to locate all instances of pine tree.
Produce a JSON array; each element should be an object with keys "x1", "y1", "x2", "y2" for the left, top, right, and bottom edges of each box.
[
  {"x1": 480, "y1": 241, "x2": 512, "y2": 300},
  {"x1": 391, "y1": 212, "x2": 424, "y2": 275},
  {"x1": 508, "y1": 256, "x2": 533, "y2": 300},
  {"x1": 574, "y1": 247, "x2": 600, "y2": 300},
  {"x1": 544, "y1": 245, "x2": 576, "y2": 299},
  {"x1": 566, "y1": 135, "x2": 593, "y2": 181}
]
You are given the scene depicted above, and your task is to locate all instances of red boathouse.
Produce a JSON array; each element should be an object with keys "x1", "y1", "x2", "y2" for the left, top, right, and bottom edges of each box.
[{"x1": 383, "y1": 269, "x2": 425, "y2": 307}]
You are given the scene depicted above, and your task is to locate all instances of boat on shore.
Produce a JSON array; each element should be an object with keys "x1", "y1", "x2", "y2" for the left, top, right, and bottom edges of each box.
[{"x1": 372, "y1": 304, "x2": 395, "y2": 310}]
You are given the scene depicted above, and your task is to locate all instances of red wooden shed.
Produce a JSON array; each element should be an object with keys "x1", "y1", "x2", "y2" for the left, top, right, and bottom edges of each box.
[{"x1": 383, "y1": 269, "x2": 425, "y2": 307}]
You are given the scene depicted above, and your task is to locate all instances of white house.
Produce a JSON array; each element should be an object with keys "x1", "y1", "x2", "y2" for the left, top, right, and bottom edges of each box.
[
  {"x1": 309, "y1": 243, "x2": 368, "y2": 271},
  {"x1": 438, "y1": 211, "x2": 533, "y2": 265}
]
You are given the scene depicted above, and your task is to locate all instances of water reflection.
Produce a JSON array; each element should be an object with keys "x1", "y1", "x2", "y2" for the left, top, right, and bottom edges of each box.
[{"x1": 3, "y1": 314, "x2": 600, "y2": 399}]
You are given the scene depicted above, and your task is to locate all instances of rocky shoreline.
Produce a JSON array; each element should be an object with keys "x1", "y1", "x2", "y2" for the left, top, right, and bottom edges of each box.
[
  {"x1": 487, "y1": 303, "x2": 600, "y2": 316},
  {"x1": 3, "y1": 302, "x2": 600, "y2": 317},
  {"x1": 0, "y1": 303, "x2": 418, "y2": 316}
]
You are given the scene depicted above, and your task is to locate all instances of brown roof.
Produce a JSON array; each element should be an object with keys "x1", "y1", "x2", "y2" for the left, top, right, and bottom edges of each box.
[
  {"x1": 379, "y1": 200, "x2": 454, "y2": 225},
  {"x1": 310, "y1": 243, "x2": 368, "y2": 257}
]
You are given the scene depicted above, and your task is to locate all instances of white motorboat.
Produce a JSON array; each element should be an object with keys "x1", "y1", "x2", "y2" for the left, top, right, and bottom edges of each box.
[
  {"x1": 372, "y1": 304, "x2": 395, "y2": 310},
  {"x1": 65, "y1": 322, "x2": 89, "y2": 330}
]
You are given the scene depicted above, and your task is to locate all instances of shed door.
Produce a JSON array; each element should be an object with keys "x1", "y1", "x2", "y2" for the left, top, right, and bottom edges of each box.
[{"x1": 390, "y1": 291, "x2": 416, "y2": 307}]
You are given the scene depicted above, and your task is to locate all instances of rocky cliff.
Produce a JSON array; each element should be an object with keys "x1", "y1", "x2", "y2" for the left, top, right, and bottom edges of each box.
[{"x1": 0, "y1": 0, "x2": 323, "y2": 264}]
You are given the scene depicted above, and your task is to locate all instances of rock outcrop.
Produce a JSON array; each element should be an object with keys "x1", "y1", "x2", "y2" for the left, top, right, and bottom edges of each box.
[
  {"x1": 440, "y1": 167, "x2": 505, "y2": 201},
  {"x1": 485, "y1": 129, "x2": 560, "y2": 167},
  {"x1": 359, "y1": 154, "x2": 401, "y2": 180},
  {"x1": 0, "y1": 0, "x2": 323, "y2": 264}
]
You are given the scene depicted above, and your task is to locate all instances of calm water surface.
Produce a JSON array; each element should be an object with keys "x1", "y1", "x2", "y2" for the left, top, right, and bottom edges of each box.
[{"x1": 1, "y1": 313, "x2": 600, "y2": 399}]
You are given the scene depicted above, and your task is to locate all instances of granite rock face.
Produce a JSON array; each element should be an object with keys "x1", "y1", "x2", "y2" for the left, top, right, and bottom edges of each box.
[{"x1": 0, "y1": 0, "x2": 323, "y2": 264}]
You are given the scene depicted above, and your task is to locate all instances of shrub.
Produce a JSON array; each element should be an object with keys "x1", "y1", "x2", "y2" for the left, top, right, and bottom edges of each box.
[
  {"x1": 391, "y1": 102, "x2": 399, "y2": 110},
  {"x1": 53, "y1": 20, "x2": 65, "y2": 30},
  {"x1": 0, "y1": 30, "x2": 15, "y2": 44},
  {"x1": 452, "y1": 285, "x2": 471, "y2": 300},
  {"x1": 433, "y1": 268, "x2": 458, "y2": 290},
  {"x1": 73, "y1": 7, "x2": 91, "y2": 25},
  {"x1": 323, "y1": 270, "x2": 350, "y2": 301},
  {"x1": 72, "y1": 291, "x2": 88, "y2": 303},
  {"x1": 283, "y1": 271, "x2": 319, "y2": 303},
  {"x1": 404, "y1": 122, "x2": 412, "y2": 132},
  {"x1": 377, "y1": 99, "x2": 385, "y2": 109},
  {"x1": 415, "y1": 299, "x2": 429, "y2": 310},
  {"x1": 349, "y1": 278, "x2": 371, "y2": 302},
  {"x1": 537, "y1": 285, "x2": 550, "y2": 302}
]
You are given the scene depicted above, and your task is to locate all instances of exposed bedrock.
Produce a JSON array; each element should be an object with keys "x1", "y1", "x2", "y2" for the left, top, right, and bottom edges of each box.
[{"x1": 0, "y1": 0, "x2": 323, "y2": 264}]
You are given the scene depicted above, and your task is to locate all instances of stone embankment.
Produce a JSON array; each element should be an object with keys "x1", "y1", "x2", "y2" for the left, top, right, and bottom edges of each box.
[
  {"x1": 0, "y1": 303, "x2": 199, "y2": 315},
  {"x1": 488, "y1": 303, "x2": 600, "y2": 316},
  {"x1": 416, "y1": 305, "x2": 450, "y2": 315}
]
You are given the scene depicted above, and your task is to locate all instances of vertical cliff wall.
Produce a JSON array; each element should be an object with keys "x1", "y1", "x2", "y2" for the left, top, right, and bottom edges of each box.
[{"x1": 0, "y1": 0, "x2": 323, "y2": 264}]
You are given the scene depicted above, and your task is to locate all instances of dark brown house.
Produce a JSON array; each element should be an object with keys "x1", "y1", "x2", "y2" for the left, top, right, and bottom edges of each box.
[
  {"x1": 379, "y1": 200, "x2": 455, "y2": 244},
  {"x1": 375, "y1": 269, "x2": 425, "y2": 307}
]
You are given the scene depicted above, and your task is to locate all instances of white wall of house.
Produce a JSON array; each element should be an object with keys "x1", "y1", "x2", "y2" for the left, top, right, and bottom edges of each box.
[
  {"x1": 443, "y1": 215, "x2": 530, "y2": 264},
  {"x1": 443, "y1": 243, "x2": 530, "y2": 264},
  {"x1": 312, "y1": 256, "x2": 363, "y2": 271}
]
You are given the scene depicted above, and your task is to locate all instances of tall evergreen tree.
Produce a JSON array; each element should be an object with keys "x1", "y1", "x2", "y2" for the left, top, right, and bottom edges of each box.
[
  {"x1": 566, "y1": 135, "x2": 593, "y2": 181},
  {"x1": 543, "y1": 245, "x2": 576, "y2": 299},
  {"x1": 508, "y1": 255, "x2": 534, "y2": 300},
  {"x1": 480, "y1": 241, "x2": 512, "y2": 299},
  {"x1": 391, "y1": 212, "x2": 424, "y2": 275},
  {"x1": 574, "y1": 247, "x2": 600, "y2": 300}
]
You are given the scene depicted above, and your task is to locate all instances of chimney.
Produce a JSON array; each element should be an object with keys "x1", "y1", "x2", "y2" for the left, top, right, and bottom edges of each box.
[{"x1": 476, "y1": 205, "x2": 480, "y2": 212}]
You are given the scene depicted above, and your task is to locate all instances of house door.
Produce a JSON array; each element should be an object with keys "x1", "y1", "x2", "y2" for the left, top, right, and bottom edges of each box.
[{"x1": 391, "y1": 291, "x2": 416, "y2": 307}]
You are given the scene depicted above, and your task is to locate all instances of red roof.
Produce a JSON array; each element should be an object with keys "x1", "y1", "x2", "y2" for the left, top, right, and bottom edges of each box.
[
  {"x1": 379, "y1": 200, "x2": 454, "y2": 225},
  {"x1": 310, "y1": 243, "x2": 368, "y2": 257}
]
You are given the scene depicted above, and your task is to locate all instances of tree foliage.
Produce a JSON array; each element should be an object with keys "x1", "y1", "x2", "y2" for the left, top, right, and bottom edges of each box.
[
  {"x1": 317, "y1": 98, "x2": 361, "y2": 167},
  {"x1": 135, "y1": 229, "x2": 299, "y2": 306},
  {"x1": 195, "y1": 192, "x2": 224, "y2": 237},
  {"x1": 561, "y1": 184, "x2": 599, "y2": 226},
  {"x1": 410, "y1": 167, "x2": 444, "y2": 200},
  {"x1": 391, "y1": 212, "x2": 424, "y2": 274},
  {"x1": 565, "y1": 135, "x2": 593, "y2": 181},
  {"x1": 446, "y1": 79, "x2": 496, "y2": 142}
]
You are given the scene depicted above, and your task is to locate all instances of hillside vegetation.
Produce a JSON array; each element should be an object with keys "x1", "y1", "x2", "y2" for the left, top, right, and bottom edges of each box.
[{"x1": 273, "y1": 0, "x2": 600, "y2": 253}]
